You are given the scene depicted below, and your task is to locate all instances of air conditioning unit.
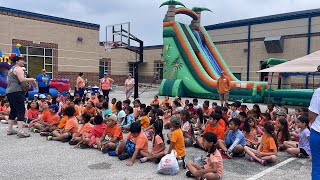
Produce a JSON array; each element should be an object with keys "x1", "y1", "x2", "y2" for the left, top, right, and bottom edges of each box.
[{"x1": 264, "y1": 36, "x2": 284, "y2": 53}]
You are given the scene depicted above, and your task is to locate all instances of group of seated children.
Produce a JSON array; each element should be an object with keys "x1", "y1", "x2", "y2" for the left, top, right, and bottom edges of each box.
[{"x1": 1, "y1": 92, "x2": 311, "y2": 180}]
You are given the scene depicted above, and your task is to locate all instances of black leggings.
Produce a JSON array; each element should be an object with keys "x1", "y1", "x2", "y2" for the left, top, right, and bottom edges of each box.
[
  {"x1": 7, "y1": 91, "x2": 25, "y2": 121},
  {"x1": 102, "y1": 89, "x2": 110, "y2": 101}
]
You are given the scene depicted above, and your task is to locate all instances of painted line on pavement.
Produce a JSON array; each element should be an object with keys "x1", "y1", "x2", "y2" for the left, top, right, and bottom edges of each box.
[{"x1": 246, "y1": 157, "x2": 296, "y2": 180}]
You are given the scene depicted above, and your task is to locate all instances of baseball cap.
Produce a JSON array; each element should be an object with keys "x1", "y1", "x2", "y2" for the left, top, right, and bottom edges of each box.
[
  {"x1": 34, "y1": 94, "x2": 39, "y2": 97},
  {"x1": 49, "y1": 104, "x2": 59, "y2": 112},
  {"x1": 107, "y1": 114, "x2": 117, "y2": 121},
  {"x1": 170, "y1": 115, "x2": 181, "y2": 127},
  {"x1": 277, "y1": 111, "x2": 287, "y2": 117},
  {"x1": 39, "y1": 94, "x2": 46, "y2": 99}
]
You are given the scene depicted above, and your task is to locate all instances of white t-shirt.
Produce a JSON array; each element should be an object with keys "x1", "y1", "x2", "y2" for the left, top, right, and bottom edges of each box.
[
  {"x1": 117, "y1": 110, "x2": 126, "y2": 120},
  {"x1": 309, "y1": 88, "x2": 320, "y2": 132}
]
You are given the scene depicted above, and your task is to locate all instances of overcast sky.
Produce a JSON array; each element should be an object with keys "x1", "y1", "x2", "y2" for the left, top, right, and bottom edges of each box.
[{"x1": 0, "y1": 0, "x2": 319, "y2": 45}]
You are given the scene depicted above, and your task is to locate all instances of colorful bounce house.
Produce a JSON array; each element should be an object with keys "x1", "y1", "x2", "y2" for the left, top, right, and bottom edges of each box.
[
  {"x1": 0, "y1": 44, "x2": 70, "y2": 99},
  {"x1": 158, "y1": 1, "x2": 314, "y2": 106}
]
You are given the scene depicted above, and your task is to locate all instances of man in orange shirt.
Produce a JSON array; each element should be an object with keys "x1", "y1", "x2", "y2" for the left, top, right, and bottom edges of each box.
[{"x1": 217, "y1": 71, "x2": 231, "y2": 107}]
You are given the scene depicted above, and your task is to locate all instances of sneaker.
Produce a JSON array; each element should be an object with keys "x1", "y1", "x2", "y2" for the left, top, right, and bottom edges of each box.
[
  {"x1": 80, "y1": 144, "x2": 90, "y2": 149},
  {"x1": 40, "y1": 132, "x2": 51, "y2": 136},
  {"x1": 93, "y1": 144, "x2": 98, "y2": 149},
  {"x1": 260, "y1": 160, "x2": 266, "y2": 166},
  {"x1": 1, "y1": 120, "x2": 8, "y2": 124},
  {"x1": 186, "y1": 170, "x2": 194, "y2": 177},
  {"x1": 33, "y1": 129, "x2": 40, "y2": 133},
  {"x1": 140, "y1": 157, "x2": 148, "y2": 163},
  {"x1": 17, "y1": 132, "x2": 30, "y2": 138},
  {"x1": 167, "y1": 140, "x2": 171, "y2": 144},
  {"x1": 101, "y1": 146, "x2": 109, "y2": 154},
  {"x1": 7, "y1": 129, "x2": 18, "y2": 135},
  {"x1": 226, "y1": 152, "x2": 233, "y2": 159},
  {"x1": 69, "y1": 141, "x2": 78, "y2": 145},
  {"x1": 47, "y1": 136, "x2": 53, "y2": 141},
  {"x1": 118, "y1": 154, "x2": 130, "y2": 161},
  {"x1": 237, "y1": 151, "x2": 246, "y2": 157},
  {"x1": 248, "y1": 156, "x2": 255, "y2": 162},
  {"x1": 193, "y1": 143, "x2": 200, "y2": 149},
  {"x1": 155, "y1": 158, "x2": 161, "y2": 164},
  {"x1": 298, "y1": 153, "x2": 309, "y2": 158}
]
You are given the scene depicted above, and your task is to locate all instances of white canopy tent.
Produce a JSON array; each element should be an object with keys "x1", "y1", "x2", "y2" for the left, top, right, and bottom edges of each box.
[{"x1": 258, "y1": 50, "x2": 320, "y2": 73}]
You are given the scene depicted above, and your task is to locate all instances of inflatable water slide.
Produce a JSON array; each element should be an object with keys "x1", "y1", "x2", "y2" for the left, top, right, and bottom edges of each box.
[{"x1": 159, "y1": 6, "x2": 268, "y2": 103}]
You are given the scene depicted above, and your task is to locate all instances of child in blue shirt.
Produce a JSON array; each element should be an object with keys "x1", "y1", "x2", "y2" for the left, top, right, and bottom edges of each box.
[
  {"x1": 217, "y1": 118, "x2": 246, "y2": 159},
  {"x1": 120, "y1": 106, "x2": 135, "y2": 131}
]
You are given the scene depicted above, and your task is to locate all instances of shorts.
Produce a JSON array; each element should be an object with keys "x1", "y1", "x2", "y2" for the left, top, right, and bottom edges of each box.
[
  {"x1": 299, "y1": 148, "x2": 309, "y2": 157},
  {"x1": 219, "y1": 92, "x2": 229, "y2": 101},
  {"x1": 7, "y1": 91, "x2": 25, "y2": 121},
  {"x1": 125, "y1": 140, "x2": 136, "y2": 156}
]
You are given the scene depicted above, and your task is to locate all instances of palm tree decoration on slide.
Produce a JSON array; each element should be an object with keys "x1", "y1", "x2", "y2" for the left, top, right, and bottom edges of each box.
[
  {"x1": 160, "y1": 0, "x2": 186, "y2": 22},
  {"x1": 170, "y1": 57, "x2": 183, "y2": 79},
  {"x1": 190, "y1": 7, "x2": 212, "y2": 29}
]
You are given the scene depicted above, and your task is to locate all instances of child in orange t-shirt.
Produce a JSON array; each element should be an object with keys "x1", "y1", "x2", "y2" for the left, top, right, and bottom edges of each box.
[
  {"x1": 139, "y1": 120, "x2": 165, "y2": 163},
  {"x1": 0, "y1": 100, "x2": 10, "y2": 121},
  {"x1": 195, "y1": 113, "x2": 224, "y2": 149},
  {"x1": 27, "y1": 100, "x2": 39, "y2": 124},
  {"x1": 160, "y1": 96, "x2": 171, "y2": 107},
  {"x1": 35, "y1": 104, "x2": 60, "y2": 133},
  {"x1": 167, "y1": 116, "x2": 186, "y2": 165},
  {"x1": 115, "y1": 122, "x2": 149, "y2": 166},
  {"x1": 139, "y1": 108, "x2": 150, "y2": 129},
  {"x1": 68, "y1": 113, "x2": 92, "y2": 145},
  {"x1": 98, "y1": 114, "x2": 123, "y2": 152},
  {"x1": 30, "y1": 102, "x2": 50, "y2": 130},
  {"x1": 83, "y1": 101, "x2": 96, "y2": 117},
  {"x1": 186, "y1": 132, "x2": 223, "y2": 179},
  {"x1": 150, "y1": 95, "x2": 160, "y2": 106},
  {"x1": 244, "y1": 121, "x2": 277, "y2": 166},
  {"x1": 47, "y1": 106, "x2": 78, "y2": 142},
  {"x1": 111, "y1": 98, "x2": 117, "y2": 113}
]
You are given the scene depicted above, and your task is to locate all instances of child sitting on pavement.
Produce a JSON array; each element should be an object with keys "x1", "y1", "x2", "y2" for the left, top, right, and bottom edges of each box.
[
  {"x1": 284, "y1": 116, "x2": 311, "y2": 158},
  {"x1": 139, "y1": 120, "x2": 166, "y2": 163},
  {"x1": 186, "y1": 132, "x2": 223, "y2": 180},
  {"x1": 76, "y1": 114, "x2": 107, "y2": 149},
  {"x1": 120, "y1": 106, "x2": 135, "y2": 131},
  {"x1": 217, "y1": 118, "x2": 246, "y2": 159},
  {"x1": 33, "y1": 104, "x2": 59, "y2": 133},
  {"x1": 68, "y1": 113, "x2": 92, "y2": 145},
  {"x1": 98, "y1": 114, "x2": 123, "y2": 153},
  {"x1": 244, "y1": 121, "x2": 278, "y2": 166},
  {"x1": 167, "y1": 116, "x2": 186, "y2": 168},
  {"x1": 47, "y1": 106, "x2": 78, "y2": 142},
  {"x1": 115, "y1": 121, "x2": 149, "y2": 166}
]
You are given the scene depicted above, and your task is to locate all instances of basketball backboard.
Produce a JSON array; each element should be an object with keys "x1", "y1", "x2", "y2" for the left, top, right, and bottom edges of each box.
[{"x1": 106, "y1": 22, "x2": 130, "y2": 48}]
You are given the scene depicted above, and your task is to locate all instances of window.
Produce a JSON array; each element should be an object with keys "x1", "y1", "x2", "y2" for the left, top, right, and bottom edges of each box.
[
  {"x1": 233, "y1": 73, "x2": 241, "y2": 81},
  {"x1": 14, "y1": 45, "x2": 53, "y2": 78},
  {"x1": 155, "y1": 62, "x2": 163, "y2": 80},
  {"x1": 128, "y1": 63, "x2": 134, "y2": 76},
  {"x1": 99, "y1": 60, "x2": 110, "y2": 79}
]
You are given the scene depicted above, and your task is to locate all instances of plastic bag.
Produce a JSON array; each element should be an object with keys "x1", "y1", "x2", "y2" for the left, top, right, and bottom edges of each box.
[{"x1": 157, "y1": 150, "x2": 179, "y2": 175}]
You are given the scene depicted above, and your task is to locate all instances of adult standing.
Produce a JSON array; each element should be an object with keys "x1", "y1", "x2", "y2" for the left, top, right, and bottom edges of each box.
[
  {"x1": 309, "y1": 87, "x2": 320, "y2": 179},
  {"x1": 36, "y1": 69, "x2": 51, "y2": 94},
  {"x1": 217, "y1": 71, "x2": 231, "y2": 107},
  {"x1": 124, "y1": 73, "x2": 135, "y2": 99},
  {"x1": 100, "y1": 72, "x2": 114, "y2": 101},
  {"x1": 75, "y1": 72, "x2": 85, "y2": 98},
  {"x1": 6, "y1": 56, "x2": 36, "y2": 138}
]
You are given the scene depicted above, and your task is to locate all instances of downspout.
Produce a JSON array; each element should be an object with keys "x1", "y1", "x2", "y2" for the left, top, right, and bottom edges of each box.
[
  {"x1": 306, "y1": 15, "x2": 312, "y2": 89},
  {"x1": 247, "y1": 24, "x2": 251, "y2": 81}
]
